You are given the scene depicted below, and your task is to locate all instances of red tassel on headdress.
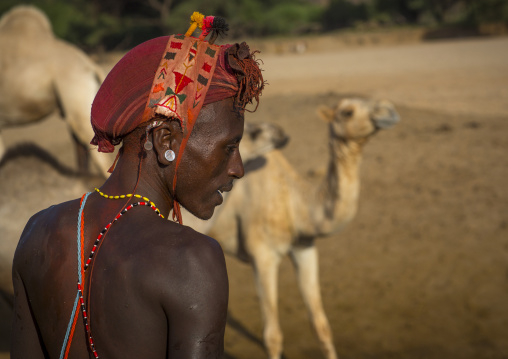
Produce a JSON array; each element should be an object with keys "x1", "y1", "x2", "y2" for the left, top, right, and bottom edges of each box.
[
  {"x1": 199, "y1": 16, "x2": 214, "y2": 40},
  {"x1": 199, "y1": 16, "x2": 229, "y2": 44}
]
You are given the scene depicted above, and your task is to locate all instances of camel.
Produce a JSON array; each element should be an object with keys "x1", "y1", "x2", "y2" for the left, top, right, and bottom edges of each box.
[
  {"x1": 0, "y1": 5, "x2": 110, "y2": 175},
  {"x1": 203, "y1": 97, "x2": 400, "y2": 359}
]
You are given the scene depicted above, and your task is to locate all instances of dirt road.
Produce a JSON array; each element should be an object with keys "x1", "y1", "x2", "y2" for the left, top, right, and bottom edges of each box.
[
  {"x1": 261, "y1": 36, "x2": 508, "y2": 118},
  {"x1": 1, "y1": 36, "x2": 507, "y2": 358}
]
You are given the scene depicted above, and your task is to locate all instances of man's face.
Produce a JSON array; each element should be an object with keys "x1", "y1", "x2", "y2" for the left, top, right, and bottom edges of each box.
[{"x1": 175, "y1": 97, "x2": 245, "y2": 220}]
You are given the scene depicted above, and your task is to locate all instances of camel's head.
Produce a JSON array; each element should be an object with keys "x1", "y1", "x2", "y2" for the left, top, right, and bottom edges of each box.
[
  {"x1": 240, "y1": 122, "x2": 289, "y2": 162},
  {"x1": 317, "y1": 98, "x2": 399, "y2": 141},
  {"x1": 0, "y1": 5, "x2": 53, "y2": 38}
]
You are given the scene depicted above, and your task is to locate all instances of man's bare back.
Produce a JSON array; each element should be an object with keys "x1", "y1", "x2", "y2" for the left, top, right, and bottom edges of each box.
[{"x1": 12, "y1": 191, "x2": 228, "y2": 358}]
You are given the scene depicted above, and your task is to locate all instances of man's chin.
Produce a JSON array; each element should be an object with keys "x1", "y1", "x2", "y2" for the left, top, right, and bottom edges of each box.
[
  {"x1": 183, "y1": 204, "x2": 215, "y2": 221},
  {"x1": 196, "y1": 211, "x2": 214, "y2": 221}
]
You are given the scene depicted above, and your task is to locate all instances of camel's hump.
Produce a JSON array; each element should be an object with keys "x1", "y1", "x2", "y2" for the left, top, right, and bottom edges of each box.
[{"x1": 0, "y1": 5, "x2": 53, "y2": 38}]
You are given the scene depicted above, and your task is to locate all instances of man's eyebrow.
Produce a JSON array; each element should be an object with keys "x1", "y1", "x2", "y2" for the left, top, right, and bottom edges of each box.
[{"x1": 232, "y1": 135, "x2": 243, "y2": 144}]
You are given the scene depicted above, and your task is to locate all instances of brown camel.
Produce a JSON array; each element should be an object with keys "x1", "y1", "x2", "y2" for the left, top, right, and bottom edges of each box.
[
  {"x1": 206, "y1": 97, "x2": 400, "y2": 359},
  {"x1": 0, "y1": 5, "x2": 109, "y2": 175}
]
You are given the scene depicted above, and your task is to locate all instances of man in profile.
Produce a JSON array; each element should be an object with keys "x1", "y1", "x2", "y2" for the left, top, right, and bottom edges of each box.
[{"x1": 11, "y1": 13, "x2": 264, "y2": 358}]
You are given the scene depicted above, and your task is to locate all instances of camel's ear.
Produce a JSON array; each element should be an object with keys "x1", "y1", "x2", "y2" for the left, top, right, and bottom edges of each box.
[{"x1": 317, "y1": 105, "x2": 335, "y2": 123}]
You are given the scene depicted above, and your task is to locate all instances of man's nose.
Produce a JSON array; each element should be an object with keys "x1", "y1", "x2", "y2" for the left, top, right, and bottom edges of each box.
[{"x1": 229, "y1": 151, "x2": 244, "y2": 179}]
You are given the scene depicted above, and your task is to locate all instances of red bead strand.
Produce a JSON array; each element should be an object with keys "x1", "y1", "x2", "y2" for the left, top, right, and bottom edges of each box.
[{"x1": 79, "y1": 201, "x2": 163, "y2": 357}]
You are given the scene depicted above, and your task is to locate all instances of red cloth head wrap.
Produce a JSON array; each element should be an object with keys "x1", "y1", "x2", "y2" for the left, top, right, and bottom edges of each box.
[
  {"x1": 91, "y1": 36, "x2": 168, "y2": 153},
  {"x1": 205, "y1": 42, "x2": 264, "y2": 111},
  {"x1": 91, "y1": 39, "x2": 263, "y2": 152}
]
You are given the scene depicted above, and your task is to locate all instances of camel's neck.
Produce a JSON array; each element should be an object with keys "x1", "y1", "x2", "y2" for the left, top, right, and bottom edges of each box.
[{"x1": 310, "y1": 131, "x2": 365, "y2": 236}]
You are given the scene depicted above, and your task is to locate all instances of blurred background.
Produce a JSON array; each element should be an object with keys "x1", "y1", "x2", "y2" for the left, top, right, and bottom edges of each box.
[
  {"x1": 0, "y1": 1, "x2": 507, "y2": 358},
  {"x1": 1, "y1": 0, "x2": 507, "y2": 51}
]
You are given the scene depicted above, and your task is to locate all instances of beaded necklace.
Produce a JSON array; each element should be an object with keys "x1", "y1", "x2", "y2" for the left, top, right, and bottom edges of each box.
[
  {"x1": 94, "y1": 188, "x2": 164, "y2": 219},
  {"x1": 61, "y1": 195, "x2": 164, "y2": 359}
]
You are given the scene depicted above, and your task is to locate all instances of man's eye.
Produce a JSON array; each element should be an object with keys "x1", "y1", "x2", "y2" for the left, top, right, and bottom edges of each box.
[{"x1": 226, "y1": 145, "x2": 238, "y2": 154}]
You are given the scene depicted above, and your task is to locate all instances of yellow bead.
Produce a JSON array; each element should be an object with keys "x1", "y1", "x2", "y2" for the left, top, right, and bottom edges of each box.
[{"x1": 93, "y1": 190, "x2": 163, "y2": 219}]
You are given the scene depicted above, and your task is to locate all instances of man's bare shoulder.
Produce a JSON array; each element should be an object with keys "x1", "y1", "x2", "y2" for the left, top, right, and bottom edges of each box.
[
  {"x1": 141, "y1": 219, "x2": 226, "y2": 273},
  {"x1": 13, "y1": 199, "x2": 81, "y2": 284},
  {"x1": 133, "y1": 218, "x2": 228, "y2": 301},
  {"x1": 124, "y1": 220, "x2": 228, "y2": 357},
  {"x1": 15, "y1": 199, "x2": 80, "y2": 252}
]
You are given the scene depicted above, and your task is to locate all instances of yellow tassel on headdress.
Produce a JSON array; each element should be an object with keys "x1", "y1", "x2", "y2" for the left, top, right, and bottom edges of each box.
[{"x1": 185, "y1": 12, "x2": 205, "y2": 37}]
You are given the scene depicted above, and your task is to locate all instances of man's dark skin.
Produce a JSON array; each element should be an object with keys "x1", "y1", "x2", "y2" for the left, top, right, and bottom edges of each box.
[{"x1": 11, "y1": 97, "x2": 244, "y2": 358}]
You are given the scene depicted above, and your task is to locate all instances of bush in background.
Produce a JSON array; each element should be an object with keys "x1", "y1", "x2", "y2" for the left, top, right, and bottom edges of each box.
[{"x1": 0, "y1": 0, "x2": 506, "y2": 51}]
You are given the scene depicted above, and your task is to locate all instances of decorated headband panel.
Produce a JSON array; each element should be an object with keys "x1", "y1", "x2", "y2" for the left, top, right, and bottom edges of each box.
[{"x1": 141, "y1": 34, "x2": 220, "y2": 135}]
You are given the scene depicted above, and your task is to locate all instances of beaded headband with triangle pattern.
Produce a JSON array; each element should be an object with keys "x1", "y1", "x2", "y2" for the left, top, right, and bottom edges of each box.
[{"x1": 142, "y1": 12, "x2": 230, "y2": 224}]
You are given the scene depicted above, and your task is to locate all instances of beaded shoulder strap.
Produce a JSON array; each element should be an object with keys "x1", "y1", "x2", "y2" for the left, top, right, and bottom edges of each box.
[
  {"x1": 60, "y1": 192, "x2": 91, "y2": 359},
  {"x1": 60, "y1": 194, "x2": 163, "y2": 359}
]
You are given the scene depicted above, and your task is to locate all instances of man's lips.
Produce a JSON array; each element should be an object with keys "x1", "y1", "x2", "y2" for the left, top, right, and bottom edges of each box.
[
  {"x1": 218, "y1": 182, "x2": 234, "y2": 194},
  {"x1": 216, "y1": 182, "x2": 234, "y2": 202}
]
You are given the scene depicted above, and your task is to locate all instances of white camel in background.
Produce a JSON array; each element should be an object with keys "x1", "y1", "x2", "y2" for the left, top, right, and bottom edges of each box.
[
  {"x1": 200, "y1": 97, "x2": 400, "y2": 359},
  {"x1": 0, "y1": 5, "x2": 110, "y2": 175}
]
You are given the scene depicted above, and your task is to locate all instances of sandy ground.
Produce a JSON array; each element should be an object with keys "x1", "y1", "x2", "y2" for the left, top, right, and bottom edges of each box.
[{"x1": 1, "y1": 35, "x2": 507, "y2": 358}]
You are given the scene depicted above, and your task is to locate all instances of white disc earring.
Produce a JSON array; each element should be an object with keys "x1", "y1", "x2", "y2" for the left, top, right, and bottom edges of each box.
[{"x1": 164, "y1": 149, "x2": 175, "y2": 162}]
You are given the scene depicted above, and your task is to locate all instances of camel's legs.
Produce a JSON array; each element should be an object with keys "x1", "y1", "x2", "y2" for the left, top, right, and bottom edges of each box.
[
  {"x1": 54, "y1": 68, "x2": 111, "y2": 177},
  {"x1": 71, "y1": 132, "x2": 90, "y2": 173},
  {"x1": 251, "y1": 244, "x2": 283, "y2": 359},
  {"x1": 67, "y1": 123, "x2": 111, "y2": 177},
  {"x1": 290, "y1": 245, "x2": 338, "y2": 359},
  {"x1": 0, "y1": 132, "x2": 5, "y2": 161}
]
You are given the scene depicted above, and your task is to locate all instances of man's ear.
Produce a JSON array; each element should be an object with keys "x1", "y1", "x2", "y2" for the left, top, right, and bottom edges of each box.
[{"x1": 152, "y1": 121, "x2": 182, "y2": 165}]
